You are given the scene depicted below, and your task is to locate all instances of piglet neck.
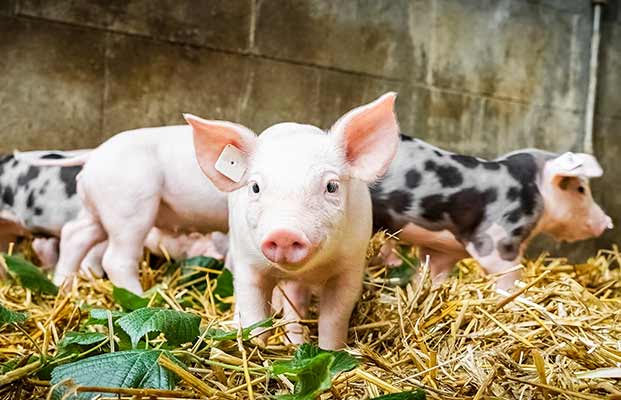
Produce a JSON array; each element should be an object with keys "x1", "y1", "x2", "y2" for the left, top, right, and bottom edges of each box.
[{"x1": 536, "y1": 206, "x2": 569, "y2": 241}]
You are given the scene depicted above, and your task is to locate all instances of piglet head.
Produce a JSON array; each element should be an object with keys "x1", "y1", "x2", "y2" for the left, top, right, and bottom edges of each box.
[
  {"x1": 186, "y1": 92, "x2": 400, "y2": 271},
  {"x1": 540, "y1": 152, "x2": 612, "y2": 242}
]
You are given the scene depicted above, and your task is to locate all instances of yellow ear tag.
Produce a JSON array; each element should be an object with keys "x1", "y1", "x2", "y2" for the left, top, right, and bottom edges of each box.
[{"x1": 215, "y1": 144, "x2": 247, "y2": 183}]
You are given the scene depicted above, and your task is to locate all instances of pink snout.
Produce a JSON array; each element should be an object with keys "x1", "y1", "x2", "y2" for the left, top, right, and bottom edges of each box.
[
  {"x1": 261, "y1": 229, "x2": 312, "y2": 265},
  {"x1": 592, "y1": 214, "x2": 614, "y2": 236}
]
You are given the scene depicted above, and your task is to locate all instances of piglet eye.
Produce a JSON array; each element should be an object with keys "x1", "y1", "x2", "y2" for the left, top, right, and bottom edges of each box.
[
  {"x1": 578, "y1": 186, "x2": 585, "y2": 194},
  {"x1": 251, "y1": 182, "x2": 260, "y2": 194},
  {"x1": 326, "y1": 180, "x2": 339, "y2": 194}
]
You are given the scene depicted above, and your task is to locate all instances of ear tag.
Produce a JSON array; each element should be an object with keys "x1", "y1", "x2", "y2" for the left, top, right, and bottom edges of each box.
[{"x1": 215, "y1": 144, "x2": 247, "y2": 183}]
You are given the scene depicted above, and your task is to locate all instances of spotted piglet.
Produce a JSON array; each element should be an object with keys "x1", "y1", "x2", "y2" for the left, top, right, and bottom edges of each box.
[
  {"x1": 186, "y1": 93, "x2": 400, "y2": 350},
  {"x1": 0, "y1": 151, "x2": 83, "y2": 256},
  {"x1": 2, "y1": 150, "x2": 229, "y2": 278},
  {"x1": 372, "y1": 137, "x2": 613, "y2": 289}
]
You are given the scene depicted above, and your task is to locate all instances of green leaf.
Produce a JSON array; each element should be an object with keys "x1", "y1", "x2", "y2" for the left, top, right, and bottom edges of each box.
[
  {"x1": 116, "y1": 308, "x2": 200, "y2": 348},
  {"x1": 178, "y1": 256, "x2": 223, "y2": 291},
  {"x1": 205, "y1": 318, "x2": 272, "y2": 341},
  {"x1": 3, "y1": 254, "x2": 58, "y2": 295},
  {"x1": 50, "y1": 350, "x2": 180, "y2": 400},
  {"x1": 86, "y1": 309, "x2": 127, "y2": 326},
  {"x1": 0, "y1": 357, "x2": 21, "y2": 374},
  {"x1": 180, "y1": 255, "x2": 223, "y2": 270},
  {"x1": 275, "y1": 353, "x2": 333, "y2": 400},
  {"x1": 112, "y1": 286, "x2": 150, "y2": 311},
  {"x1": 271, "y1": 343, "x2": 359, "y2": 399},
  {"x1": 213, "y1": 269, "x2": 234, "y2": 311},
  {"x1": 178, "y1": 257, "x2": 233, "y2": 311},
  {"x1": 0, "y1": 303, "x2": 27, "y2": 325},
  {"x1": 372, "y1": 390, "x2": 427, "y2": 400},
  {"x1": 387, "y1": 247, "x2": 419, "y2": 287},
  {"x1": 58, "y1": 331, "x2": 107, "y2": 351}
]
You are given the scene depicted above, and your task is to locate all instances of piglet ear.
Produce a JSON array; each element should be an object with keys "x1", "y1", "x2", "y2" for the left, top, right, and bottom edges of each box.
[
  {"x1": 330, "y1": 92, "x2": 400, "y2": 182},
  {"x1": 547, "y1": 152, "x2": 603, "y2": 181},
  {"x1": 184, "y1": 113, "x2": 257, "y2": 192}
]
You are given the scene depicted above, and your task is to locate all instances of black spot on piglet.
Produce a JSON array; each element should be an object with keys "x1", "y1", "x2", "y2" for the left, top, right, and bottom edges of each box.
[
  {"x1": 435, "y1": 165, "x2": 463, "y2": 188},
  {"x1": 447, "y1": 188, "x2": 497, "y2": 238},
  {"x1": 405, "y1": 169, "x2": 422, "y2": 189},
  {"x1": 59, "y1": 166, "x2": 81, "y2": 197},
  {"x1": 388, "y1": 190, "x2": 413, "y2": 213},
  {"x1": 26, "y1": 191, "x2": 35, "y2": 208},
  {"x1": 424, "y1": 160, "x2": 437, "y2": 171},
  {"x1": 506, "y1": 187, "x2": 520, "y2": 201},
  {"x1": 451, "y1": 154, "x2": 480, "y2": 168},
  {"x1": 2, "y1": 187, "x2": 14, "y2": 207},
  {"x1": 17, "y1": 166, "x2": 40, "y2": 186},
  {"x1": 472, "y1": 233, "x2": 494, "y2": 257},
  {"x1": 41, "y1": 153, "x2": 65, "y2": 159},
  {"x1": 420, "y1": 194, "x2": 446, "y2": 222}
]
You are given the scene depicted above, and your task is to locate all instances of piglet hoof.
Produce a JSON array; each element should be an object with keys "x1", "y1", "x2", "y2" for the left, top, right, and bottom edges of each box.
[
  {"x1": 283, "y1": 323, "x2": 308, "y2": 347},
  {"x1": 429, "y1": 272, "x2": 450, "y2": 290},
  {"x1": 494, "y1": 274, "x2": 520, "y2": 292},
  {"x1": 250, "y1": 335, "x2": 269, "y2": 349},
  {"x1": 53, "y1": 273, "x2": 72, "y2": 290}
]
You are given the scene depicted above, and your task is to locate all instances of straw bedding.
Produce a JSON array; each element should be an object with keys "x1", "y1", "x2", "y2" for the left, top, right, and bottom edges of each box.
[{"x1": 1, "y1": 235, "x2": 620, "y2": 399}]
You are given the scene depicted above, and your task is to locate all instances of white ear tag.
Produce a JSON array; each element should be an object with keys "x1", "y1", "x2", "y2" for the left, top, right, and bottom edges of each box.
[{"x1": 215, "y1": 144, "x2": 247, "y2": 183}]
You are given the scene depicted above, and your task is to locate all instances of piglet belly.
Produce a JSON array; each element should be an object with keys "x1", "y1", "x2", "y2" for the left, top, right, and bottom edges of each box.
[
  {"x1": 155, "y1": 200, "x2": 228, "y2": 234},
  {"x1": 399, "y1": 222, "x2": 468, "y2": 256}
]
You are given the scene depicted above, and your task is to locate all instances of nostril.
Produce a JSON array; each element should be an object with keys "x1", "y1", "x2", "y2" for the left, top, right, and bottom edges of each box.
[{"x1": 291, "y1": 241, "x2": 304, "y2": 250}]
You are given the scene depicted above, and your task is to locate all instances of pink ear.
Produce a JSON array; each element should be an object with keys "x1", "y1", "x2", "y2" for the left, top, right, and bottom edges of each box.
[
  {"x1": 184, "y1": 113, "x2": 257, "y2": 192},
  {"x1": 330, "y1": 92, "x2": 400, "y2": 182},
  {"x1": 546, "y1": 152, "x2": 603, "y2": 183}
]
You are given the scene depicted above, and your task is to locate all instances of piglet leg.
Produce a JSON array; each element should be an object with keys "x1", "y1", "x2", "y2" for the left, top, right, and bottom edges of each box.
[
  {"x1": 278, "y1": 280, "x2": 311, "y2": 345},
  {"x1": 466, "y1": 246, "x2": 522, "y2": 291},
  {"x1": 419, "y1": 246, "x2": 463, "y2": 286},
  {"x1": 54, "y1": 211, "x2": 105, "y2": 287},
  {"x1": 32, "y1": 237, "x2": 59, "y2": 269},
  {"x1": 80, "y1": 240, "x2": 107, "y2": 278},
  {"x1": 234, "y1": 268, "x2": 275, "y2": 344},
  {"x1": 318, "y1": 267, "x2": 364, "y2": 350}
]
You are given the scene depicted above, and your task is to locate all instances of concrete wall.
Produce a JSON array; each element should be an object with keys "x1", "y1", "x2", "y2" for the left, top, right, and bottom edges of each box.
[{"x1": 0, "y1": 0, "x2": 619, "y2": 258}]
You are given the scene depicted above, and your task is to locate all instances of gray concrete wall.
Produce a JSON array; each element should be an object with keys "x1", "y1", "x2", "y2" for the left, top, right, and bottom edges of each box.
[{"x1": 0, "y1": 0, "x2": 619, "y2": 258}]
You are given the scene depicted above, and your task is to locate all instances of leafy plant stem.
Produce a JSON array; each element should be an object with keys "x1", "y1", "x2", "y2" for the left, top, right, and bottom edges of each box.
[
  {"x1": 107, "y1": 310, "x2": 115, "y2": 353},
  {"x1": 0, "y1": 360, "x2": 42, "y2": 386},
  {"x1": 48, "y1": 338, "x2": 111, "y2": 367},
  {"x1": 12, "y1": 322, "x2": 43, "y2": 356}
]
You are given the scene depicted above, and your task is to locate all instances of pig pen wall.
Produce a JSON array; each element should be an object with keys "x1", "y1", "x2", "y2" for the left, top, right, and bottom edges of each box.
[{"x1": 0, "y1": 0, "x2": 619, "y2": 260}]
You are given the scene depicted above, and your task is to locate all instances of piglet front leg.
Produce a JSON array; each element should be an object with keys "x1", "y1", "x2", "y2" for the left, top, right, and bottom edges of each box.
[
  {"x1": 318, "y1": 266, "x2": 364, "y2": 350},
  {"x1": 233, "y1": 268, "x2": 275, "y2": 345},
  {"x1": 277, "y1": 280, "x2": 311, "y2": 345}
]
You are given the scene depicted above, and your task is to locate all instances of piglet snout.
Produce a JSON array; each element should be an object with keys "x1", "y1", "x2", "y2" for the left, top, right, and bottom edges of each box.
[
  {"x1": 592, "y1": 214, "x2": 614, "y2": 236},
  {"x1": 261, "y1": 229, "x2": 312, "y2": 265}
]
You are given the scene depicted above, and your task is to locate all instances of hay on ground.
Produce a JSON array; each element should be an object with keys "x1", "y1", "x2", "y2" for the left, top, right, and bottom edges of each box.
[{"x1": 1, "y1": 235, "x2": 621, "y2": 399}]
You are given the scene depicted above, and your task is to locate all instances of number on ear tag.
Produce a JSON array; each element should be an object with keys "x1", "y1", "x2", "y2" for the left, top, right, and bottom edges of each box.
[{"x1": 215, "y1": 144, "x2": 247, "y2": 183}]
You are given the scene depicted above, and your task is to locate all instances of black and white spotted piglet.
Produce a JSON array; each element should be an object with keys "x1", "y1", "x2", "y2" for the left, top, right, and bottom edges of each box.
[
  {"x1": 0, "y1": 151, "x2": 83, "y2": 268},
  {"x1": 372, "y1": 136, "x2": 613, "y2": 289}
]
